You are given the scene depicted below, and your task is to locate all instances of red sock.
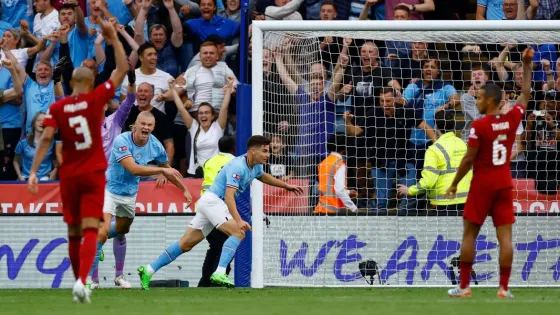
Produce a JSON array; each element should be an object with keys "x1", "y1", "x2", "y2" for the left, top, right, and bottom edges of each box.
[
  {"x1": 499, "y1": 266, "x2": 511, "y2": 291},
  {"x1": 68, "y1": 236, "x2": 81, "y2": 280},
  {"x1": 79, "y1": 228, "x2": 99, "y2": 284},
  {"x1": 459, "y1": 261, "x2": 473, "y2": 289}
]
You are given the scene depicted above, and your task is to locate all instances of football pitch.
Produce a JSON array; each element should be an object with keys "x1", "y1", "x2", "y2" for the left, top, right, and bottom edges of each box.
[{"x1": 2, "y1": 288, "x2": 560, "y2": 315}]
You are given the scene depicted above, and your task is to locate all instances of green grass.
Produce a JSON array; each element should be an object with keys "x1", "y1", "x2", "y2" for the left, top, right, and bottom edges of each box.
[{"x1": 1, "y1": 288, "x2": 560, "y2": 315}]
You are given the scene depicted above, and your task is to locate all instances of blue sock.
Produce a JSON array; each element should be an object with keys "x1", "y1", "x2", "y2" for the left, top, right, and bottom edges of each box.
[
  {"x1": 218, "y1": 236, "x2": 241, "y2": 269},
  {"x1": 149, "y1": 242, "x2": 183, "y2": 273},
  {"x1": 89, "y1": 241, "x2": 104, "y2": 277},
  {"x1": 108, "y1": 221, "x2": 117, "y2": 239}
]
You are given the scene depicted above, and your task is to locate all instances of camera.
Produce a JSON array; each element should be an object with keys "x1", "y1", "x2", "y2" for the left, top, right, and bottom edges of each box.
[
  {"x1": 533, "y1": 110, "x2": 547, "y2": 117},
  {"x1": 358, "y1": 260, "x2": 381, "y2": 285}
]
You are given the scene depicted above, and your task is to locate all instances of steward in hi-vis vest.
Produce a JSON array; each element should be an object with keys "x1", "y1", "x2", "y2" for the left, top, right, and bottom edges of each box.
[
  {"x1": 398, "y1": 110, "x2": 472, "y2": 212},
  {"x1": 314, "y1": 134, "x2": 358, "y2": 215}
]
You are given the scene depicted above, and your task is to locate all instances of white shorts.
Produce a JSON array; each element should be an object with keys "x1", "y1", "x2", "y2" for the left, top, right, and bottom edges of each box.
[
  {"x1": 188, "y1": 192, "x2": 232, "y2": 237},
  {"x1": 102, "y1": 190, "x2": 136, "y2": 219}
]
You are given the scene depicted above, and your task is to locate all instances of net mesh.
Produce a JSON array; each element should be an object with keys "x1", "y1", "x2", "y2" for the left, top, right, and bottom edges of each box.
[{"x1": 258, "y1": 29, "x2": 560, "y2": 287}]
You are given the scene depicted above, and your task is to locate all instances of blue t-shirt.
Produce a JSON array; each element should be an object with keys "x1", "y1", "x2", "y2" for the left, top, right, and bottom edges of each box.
[
  {"x1": 185, "y1": 15, "x2": 240, "y2": 42},
  {"x1": 296, "y1": 87, "x2": 335, "y2": 159},
  {"x1": 0, "y1": 67, "x2": 22, "y2": 128},
  {"x1": 532, "y1": 44, "x2": 558, "y2": 83},
  {"x1": 56, "y1": 27, "x2": 89, "y2": 69},
  {"x1": 106, "y1": 0, "x2": 133, "y2": 25},
  {"x1": 85, "y1": 17, "x2": 104, "y2": 60},
  {"x1": 477, "y1": 0, "x2": 505, "y2": 20},
  {"x1": 403, "y1": 80, "x2": 457, "y2": 145},
  {"x1": 0, "y1": 20, "x2": 11, "y2": 37},
  {"x1": 106, "y1": 132, "x2": 168, "y2": 196},
  {"x1": 1, "y1": 0, "x2": 28, "y2": 28},
  {"x1": 208, "y1": 155, "x2": 264, "y2": 200},
  {"x1": 23, "y1": 78, "x2": 54, "y2": 133},
  {"x1": 15, "y1": 138, "x2": 55, "y2": 178}
]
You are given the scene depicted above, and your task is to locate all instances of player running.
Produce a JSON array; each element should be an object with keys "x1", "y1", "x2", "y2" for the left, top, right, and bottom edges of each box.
[
  {"x1": 27, "y1": 19, "x2": 128, "y2": 303},
  {"x1": 87, "y1": 111, "x2": 192, "y2": 289},
  {"x1": 445, "y1": 47, "x2": 534, "y2": 299},
  {"x1": 137, "y1": 135, "x2": 304, "y2": 289}
]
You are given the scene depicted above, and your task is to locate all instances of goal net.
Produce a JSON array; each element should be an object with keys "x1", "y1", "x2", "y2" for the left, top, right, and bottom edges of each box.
[{"x1": 251, "y1": 21, "x2": 560, "y2": 287}]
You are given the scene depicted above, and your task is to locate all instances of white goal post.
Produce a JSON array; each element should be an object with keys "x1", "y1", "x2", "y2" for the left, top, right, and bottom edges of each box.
[{"x1": 251, "y1": 20, "x2": 560, "y2": 288}]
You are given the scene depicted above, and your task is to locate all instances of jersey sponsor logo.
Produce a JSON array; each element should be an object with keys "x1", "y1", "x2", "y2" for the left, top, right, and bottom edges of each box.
[
  {"x1": 63, "y1": 101, "x2": 88, "y2": 113},
  {"x1": 119, "y1": 146, "x2": 128, "y2": 152},
  {"x1": 469, "y1": 128, "x2": 477, "y2": 139},
  {"x1": 232, "y1": 173, "x2": 241, "y2": 180},
  {"x1": 105, "y1": 82, "x2": 111, "y2": 90},
  {"x1": 491, "y1": 122, "x2": 510, "y2": 131}
]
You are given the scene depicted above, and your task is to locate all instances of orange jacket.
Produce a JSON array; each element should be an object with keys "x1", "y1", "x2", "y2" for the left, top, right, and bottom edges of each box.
[{"x1": 314, "y1": 153, "x2": 346, "y2": 215}]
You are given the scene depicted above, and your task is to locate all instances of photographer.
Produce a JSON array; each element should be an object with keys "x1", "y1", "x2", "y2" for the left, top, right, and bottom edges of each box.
[{"x1": 524, "y1": 92, "x2": 560, "y2": 195}]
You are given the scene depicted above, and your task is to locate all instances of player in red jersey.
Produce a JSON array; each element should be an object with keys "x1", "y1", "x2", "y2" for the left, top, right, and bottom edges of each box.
[
  {"x1": 445, "y1": 47, "x2": 534, "y2": 299},
  {"x1": 27, "y1": 19, "x2": 128, "y2": 303}
]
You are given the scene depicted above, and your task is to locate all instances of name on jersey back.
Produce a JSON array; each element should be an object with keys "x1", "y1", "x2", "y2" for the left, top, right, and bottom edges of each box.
[
  {"x1": 63, "y1": 101, "x2": 88, "y2": 113},
  {"x1": 491, "y1": 121, "x2": 510, "y2": 131}
]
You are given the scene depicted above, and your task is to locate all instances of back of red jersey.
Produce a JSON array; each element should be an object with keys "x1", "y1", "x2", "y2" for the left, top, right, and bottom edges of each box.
[
  {"x1": 43, "y1": 80, "x2": 115, "y2": 179},
  {"x1": 467, "y1": 104, "x2": 525, "y2": 189}
]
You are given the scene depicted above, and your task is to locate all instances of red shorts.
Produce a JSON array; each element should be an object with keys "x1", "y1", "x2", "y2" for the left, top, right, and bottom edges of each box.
[
  {"x1": 59, "y1": 170, "x2": 106, "y2": 225},
  {"x1": 464, "y1": 186, "x2": 515, "y2": 227}
]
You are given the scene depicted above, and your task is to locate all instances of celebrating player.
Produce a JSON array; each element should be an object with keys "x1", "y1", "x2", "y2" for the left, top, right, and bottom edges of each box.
[
  {"x1": 87, "y1": 111, "x2": 192, "y2": 289},
  {"x1": 137, "y1": 136, "x2": 304, "y2": 289},
  {"x1": 445, "y1": 47, "x2": 534, "y2": 299},
  {"x1": 27, "y1": 19, "x2": 128, "y2": 303}
]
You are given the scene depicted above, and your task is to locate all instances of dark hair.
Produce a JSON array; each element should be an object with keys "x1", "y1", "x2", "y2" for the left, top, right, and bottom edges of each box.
[
  {"x1": 321, "y1": 0, "x2": 337, "y2": 12},
  {"x1": 149, "y1": 24, "x2": 167, "y2": 36},
  {"x1": 27, "y1": 112, "x2": 46, "y2": 147},
  {"x1": 59, "y1": 4, "x2": 77, "y2": 12},
  {"x1": 481, "y1": 83, "x2": 503, "y2": 106},
  {"x1": 198, "y1": 102, "x2": 216, "y2": 117},
  {"x1": 434, "y1": 110, "x2": 456, "y2": 133},
  {"x1": 326, "y1": 133, "x2": 346, "y2": 153},
  {"x1": 138, "y1": 42, "x2": 156, "y2": 57},
  {"x1": 394, "y1": 4, "x2": 411, "y2": 13},
  {"x1": 247, "y1": 135, "x2": 271, "y2": 149},
  {"x1": 218, "y1": 135, "x2": 236, "y2": 154},
  {"x1": 421, "y1": 58, "x2": 440, "y2": 70},
  {"x1": 379, "y1": 87, "x2": 396, "y2": 97},
  {"x1": 206, "y1": 34, "x2": 225, "y2": 45}
]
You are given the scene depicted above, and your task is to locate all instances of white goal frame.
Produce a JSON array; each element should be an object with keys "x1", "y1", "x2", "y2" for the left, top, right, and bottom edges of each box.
[{"x1": 250, "y1": 20, "x2": 560, "y2": 289}]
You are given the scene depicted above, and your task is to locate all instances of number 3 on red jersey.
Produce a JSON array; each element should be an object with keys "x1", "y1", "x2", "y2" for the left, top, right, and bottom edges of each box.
[{"x1": 69, "y1": 115, "x2": 93, "y2": 150}]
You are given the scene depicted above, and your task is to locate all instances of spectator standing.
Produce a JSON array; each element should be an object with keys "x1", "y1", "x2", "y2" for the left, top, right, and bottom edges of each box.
[
  {"x1": 218, "y1": 0, "x2": 241, "y2": 22},
  {"x1": 188, "y1": 34, "x2": 237, "y2": 69},
  {"x1": 0, "y1": 59, "x2": 23, "y2": 180},
  {"x1": 352, "y1": 0, "x2": 385, "y2": 21},
  {"x1": 385, "y1": 0, "x2": 434, "y2": 20},
  {"x1": 135, "y1": 0, "x2": 183, "y2": 78},
  {"x1": 170, "y1": 77, "x2": 233, "y2": 178},
  {"x1": 535, "y1": 0, "x2": 560, "y2": 20},
  {"x1": 120, "y1": 42, "x2": 174, "y2": 113},
  {"x1": 13, "y1": 112, "x2": 56, "y2": 181},
  {"x1": 0, "y1": 29, "x2": 47, "y2": 69},
  {"x1": 265, "y1": 0, "x2": 304, "y2": 20},
  {"x1": 33, "y1": 0, "x2": 61, "y2": 40},
  {"x1": 461, "y1": 65, "x2": 489, "y2": 141},
  {"x1": 477, "y1": 0, "x2": 506, "y2": 20},
  {"x1": 183, "y1": 0, "x2": 239, "y2": 42}
]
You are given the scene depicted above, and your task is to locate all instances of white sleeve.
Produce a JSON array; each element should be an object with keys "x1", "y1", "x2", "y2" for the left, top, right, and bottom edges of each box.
[
  {"x1": 516, "y1": 121, "x2": 524, "y2": 135},
  {"x1": 264, "y1": 0, "x2": 304, "y2": 20},
  {"x1": 333, "y1": 164, "x2": 357, "y2": 212},
  {"x1": 226, "y1": 66, "x2": 239, "y2": 85}
]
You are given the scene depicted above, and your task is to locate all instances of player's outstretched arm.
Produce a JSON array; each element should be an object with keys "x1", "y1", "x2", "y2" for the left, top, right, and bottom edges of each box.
[
  {"x1": 258, "y1": 173, "x2": 304, "y2": 194},
  {"x1": 100, "y1": 19, "x2": 128, "y2": 88},
  {"x1": 517, "y1": 47, "x2": 535, "y2": 110},
  {"x1": 119, "y1": 157, "x2": 178, "y2": 178},
  {"x1": 27, "y1": 127, "x2": 56, "y2": 194},
  {"x1": 445, "y1": 145, "x2": 478, "y2": 199},
  {"x1": 159, "y1": 163, "x2": 192, "y2": 205}
]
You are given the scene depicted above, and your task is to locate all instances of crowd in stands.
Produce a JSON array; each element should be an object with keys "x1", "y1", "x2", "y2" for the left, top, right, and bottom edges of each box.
[{"x1": 0, "y1": 0, "x2": 559, "y2": 213}]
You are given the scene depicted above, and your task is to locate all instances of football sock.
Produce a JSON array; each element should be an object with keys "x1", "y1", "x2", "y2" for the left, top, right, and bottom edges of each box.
[
  {"x1": 459, "y1": 261, "x2": 473, "y2": 290},
  {"x1": 499, "y1": 266, "x2": 512, "y2": 291},
  {"x1": 80, "y1": 228, "x2": 99, "y2": 285},
  {"x1": 216, "y1": 236, "x2": 241, "y2": 273},
  {"x1": 114, "y1": 234, "x2": 127, "y2": 277},
  {"x1": 108, "y1": 221, "x2": 118, "y2": 239},
  {"x1": 88, "y1": 241, "x2": 104, "y2": 278},
  {"x1": 68, "y1": 236, "x2": 81, "y2": 280},
  {"x1": 149, "y1": 242, "x2": 183, "y2": 275}
]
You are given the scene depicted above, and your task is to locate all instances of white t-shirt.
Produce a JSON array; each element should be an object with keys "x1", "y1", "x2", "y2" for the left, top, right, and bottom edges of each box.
[
  {"x1": 120, "y1": 68, "x2": 174, "y2": 113},
  {"x1": 187, "y1": 120, "x2": 225, "y2": 175},
  {"x1": 33, "y1": 10, "x2": 60, "y2": 39},
  {"x1": 0, "y1": 48, "x2": 29, "y2": 69},
  {"x1": 192, "y1": 67, "x2": 214, "y2": 107}
]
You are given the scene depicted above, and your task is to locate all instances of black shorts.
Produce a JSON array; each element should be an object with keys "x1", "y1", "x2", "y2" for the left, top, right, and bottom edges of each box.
[{"x1": 172, "y1": 124, "x2": 189, "y2": 160}]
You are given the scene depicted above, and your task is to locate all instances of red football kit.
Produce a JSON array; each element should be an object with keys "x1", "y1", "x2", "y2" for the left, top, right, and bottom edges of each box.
[
  {"x1": 464, "y1": 103, "x2": 525, "y2": 226},
  {"x1": 43, "y1": 80, "x2": 115, "y2": 224}
]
